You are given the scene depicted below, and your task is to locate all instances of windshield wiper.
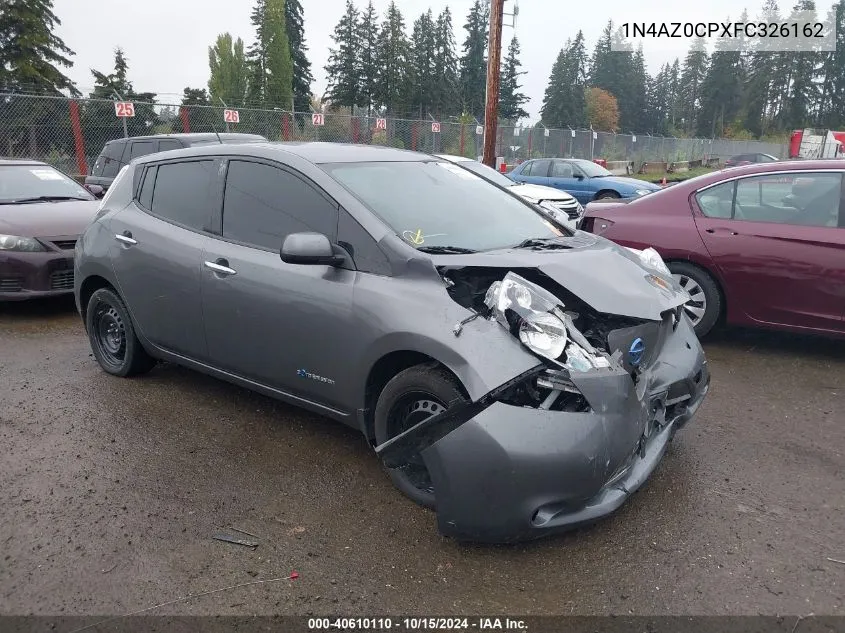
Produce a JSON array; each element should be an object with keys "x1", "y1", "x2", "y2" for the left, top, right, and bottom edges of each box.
[
  {"x1": 10, "y1": 195, "x2": 90, "y2": 204},
  {"x1": 416, "y1": 245, "x2": 478, "y2": 254},
  {"x1": 513, "y1": 237, "x2": 572, "y2": 250}
]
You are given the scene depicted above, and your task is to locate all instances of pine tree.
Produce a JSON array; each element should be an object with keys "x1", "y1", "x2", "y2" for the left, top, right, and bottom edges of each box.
[
  {"x1": 431, "y1": 7, "x2": 459, "y2": 118},
  {"x1": 286, "y1": 0, "x2": 313, "y2": 113},
  {"x1": 182, "y1": 87, "x2": 210, "y2": 106},
  {"x1": 590, "y1": 21, "x2": 639, "y2": 129},
  {"x1": 818, "y1": 0, "x2": 845, "y2": 128},
  {"x1": 743, "y1": 0, "x2": 781, "y2": 135},
  {"x1": 667, "y1": 58, "x2": 681, "y2": 131},
  {"x1": 324, "y1": 0, "x2": 361, "y2": 109},
  {"x1": 264, "y1": 0, "x2": 293, "y2": 108},
  {"x1": 246, "y1": 0, "x2": 268, "y2": 104},
  {"x1": 374, "y1": 2, "x2": 412, "y2": 115},
  {"x1": 459, "y1": 0, "x2": 488, "y2": 119},
  {"x1": 0, "y1": 0, "x2": 77, "y2": 95},
  {"x1": 645, "y1": 63, "x2": 670, "y2": 133},
  {"x1": 208, "y1": 33, "x2": 248, "y2": 106},
  {"x1": 358, "y1": 0, "x2": 379, "y2": 114},
  {"x1": 696, "y1": 19, "x2": 746, "y2": 137},
  {"x1": 782, "y1": 0, "x2": 821, "y2": 129},
  {"x1": 499, "y1": 36, "x2": 529, "y2": 121},
  {"x1": 540, "y1": 32, "x2": 588, "y2": 128},
  {"x1": 626, "y1": 45, "x2": 648, "y2": 131},
  {"x1": 409, "y1": 9, "x2": 437, "y2": 117},
  {"x1": 678, "y1": 38, "x2": 709, "y2": 134}
]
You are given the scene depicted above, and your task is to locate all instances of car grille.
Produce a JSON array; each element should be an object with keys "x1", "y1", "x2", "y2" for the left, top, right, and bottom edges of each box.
[
  {"x1": 50, "y1": 270, "x2": 74, "y2": 290},
  {"x1": 50, "y1": 239, "x2": 78, "y2": 250},
  {"x1": 547, "y1": 199, "x2": 583, "y2": 220},
  {"x1": 0, "y1": 277, "x2": 23, "y2": 292}
]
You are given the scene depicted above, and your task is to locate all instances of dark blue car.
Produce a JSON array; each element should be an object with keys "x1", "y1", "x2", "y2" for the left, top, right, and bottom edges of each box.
[{"x1": 509, "y1": 158, "x2": 661, "y2": 205}]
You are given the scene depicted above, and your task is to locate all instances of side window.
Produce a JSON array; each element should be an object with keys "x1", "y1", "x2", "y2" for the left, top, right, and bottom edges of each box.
[
  {"x1": 550, "y1": 161, "x2": 573, "y2": 178},
  {"x1": 137, "y1": 166, "x2": 157, "y2": 209},
  {"x1": 337, "y1": 210, "x2": 391, "y2": 275},
  {"x1": 98, "y1": 142, "x2": 126, "y2": 178},
  {"x1": 129, "y1": 141, "x2": 156, "y2": 160},
  {"x1": 695, "y1": 181, "x2": 736, "y2": 218},
  {"x1": 222, "y1": 160, "x2": 338, "y2": 250},
  {"x1": 158, "y1": 140, "x2": 183, "y2": 152},
  {"x1": 735, "y1": 172, "x2": 842, "y2": 227},
  {"x1": 525, "y1": 160, "x2": 551, "y2": 177},
  {"x1": 149, "y1": 160, "x2": 215, "y2": 231}
]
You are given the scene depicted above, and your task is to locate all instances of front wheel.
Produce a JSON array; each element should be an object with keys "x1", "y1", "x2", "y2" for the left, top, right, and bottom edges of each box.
[
  {"x1": 86, "y1": 288, "x2": 155, "y2": 377},
  {"x1": 374, "y1": 365, "x2": 468, "y2": 509},
  {"x1": 594, "y1": 190, "x2": 620, "y2": 200},
  {"x1": 668, "y1": 262, "x2": 722, "y2": 338}
]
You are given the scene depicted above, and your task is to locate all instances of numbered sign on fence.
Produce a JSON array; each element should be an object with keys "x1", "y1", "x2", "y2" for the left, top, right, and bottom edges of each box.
[
  {"x1": 224, "y1": 109, "x2": 240, "y2": 123},
  {"x1": 431, "y1": 121, "x2": 441, "y2": 133},
  {"x1": 632, "y1": 135, "x2": 637, "y2": 143},
  {"x1": 570, "y1": 129, "x2": 576, "y2": 138},
  {"x1": 375, "y1": 118, "x2": 387, "y2": 130},
  {"x1": 476, "y1": 125, "x2": 483, "y2": 135},
  {"x1": 592, "y1": 131, "x2": 598, "y2": 139},
  {"x1": 544, "y1": 128, "x2": 550, "y2": 137},
  {"x1": 114, "y1": 102, "x2": 135, "y2": 118},
  {"x1": 312, "y1": 113, "x2": 325, "y2": 126},
  {"x1": 513, "y1": 127, "x2": 520, "y2": 137}
]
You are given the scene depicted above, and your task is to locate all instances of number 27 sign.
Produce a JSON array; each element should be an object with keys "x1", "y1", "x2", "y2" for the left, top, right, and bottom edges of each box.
[{"x1": 114, "y1": 102, "x2": 135, "y2": 118}]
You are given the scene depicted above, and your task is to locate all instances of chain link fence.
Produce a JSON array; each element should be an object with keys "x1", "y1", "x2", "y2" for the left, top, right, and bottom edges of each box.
[{"x1": 0, "y1": 92, "x2": 788, "y2": 177}]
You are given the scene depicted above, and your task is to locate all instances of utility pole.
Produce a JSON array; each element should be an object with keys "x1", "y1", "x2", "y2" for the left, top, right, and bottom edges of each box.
[{"x1": 482, "y1": 0, "x2": 505, "y2": 168}]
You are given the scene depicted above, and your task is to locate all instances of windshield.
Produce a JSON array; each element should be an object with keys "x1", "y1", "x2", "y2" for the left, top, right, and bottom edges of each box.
[
  {"x1": 574, "y1": 160, "x2": 612, "y2": 178},
  {"x1": 323, "y1": 161, "x2": 563, "y2": 252},
  {"x1": 452, "y1": 159, "x2": 516, "y2": 188},
  {"x1": 0, "y1": 165, "x2": 94, "y2": 204}
]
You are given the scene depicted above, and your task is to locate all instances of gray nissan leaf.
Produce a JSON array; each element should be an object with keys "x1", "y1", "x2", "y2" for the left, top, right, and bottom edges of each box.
[{"x1": 74, "y1": 142, "x2": 710, "y2": 543}]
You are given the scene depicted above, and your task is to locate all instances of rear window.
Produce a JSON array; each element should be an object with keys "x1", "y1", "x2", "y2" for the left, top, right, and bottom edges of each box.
[
  {"x1": 524, "y1": 160, "x2": 550, "y2": 177},
  {"x1": 158, "y1": 140, "x2": 183, "y2": 152},
  {"x1": 93, "y1": 141, "x2": 126, "y2": 178},
  {"x1": 148, "y1": 160, "x2": 215, "y2": 231},
  {"x1": 129, "y1": 141, "x2": 156, "y2": 160}
]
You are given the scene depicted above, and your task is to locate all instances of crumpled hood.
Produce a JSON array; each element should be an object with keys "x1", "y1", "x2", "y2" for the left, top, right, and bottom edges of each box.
[
  {"x1": 509, "y1": 183, "x2": 577, "y2": 202},
  {"x1": 595, "y1": 176, "x2": 660, "y2": 192},
  {"x1": 430, "y1": 232, "x2": 686, "y2": 321},
  {"x1": 0, "y1": 200, "x2": 99, "y2": 238}
]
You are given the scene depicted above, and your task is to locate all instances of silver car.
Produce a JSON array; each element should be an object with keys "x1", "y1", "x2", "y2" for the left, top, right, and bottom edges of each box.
[{"x1": 74, "y1": 142, "x2": 710, "y2": 543}]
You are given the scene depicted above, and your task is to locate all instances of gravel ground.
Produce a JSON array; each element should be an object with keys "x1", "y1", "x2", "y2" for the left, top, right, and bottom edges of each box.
[{"x1": 0, "y1": 297, "x2": 843, "y2": 618}]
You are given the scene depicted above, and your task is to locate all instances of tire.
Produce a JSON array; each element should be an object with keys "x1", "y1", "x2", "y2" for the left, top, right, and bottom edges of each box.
[
  {"x1": 668, "y1": 262, "x2": 722, "y2": 338},
  {"x1": 86, "y1": 288, "x2": 155, "y2": 377},
  {"x1": 374, "y1": 364, "x2": 468, "y2": 509},
  {"x1": 594, "y1": 190, "x2": 620, "y2": 200}
]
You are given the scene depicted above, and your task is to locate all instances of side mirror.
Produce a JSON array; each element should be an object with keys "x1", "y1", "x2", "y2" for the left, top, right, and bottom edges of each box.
[
  {"x1": 574, "y1": 173, "x2": 585, "y2": 180},
  {"x1": 280, "y1": 232, "x2": 344, "y2": 266},
  {"x1": 85, "y1": 184, "x2": 105, "y2": 198}
]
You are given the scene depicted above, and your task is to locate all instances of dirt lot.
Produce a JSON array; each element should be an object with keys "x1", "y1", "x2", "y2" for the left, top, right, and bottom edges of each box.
[{"x1": 1, "y1": 297, "x2": 843, "y2": 618}]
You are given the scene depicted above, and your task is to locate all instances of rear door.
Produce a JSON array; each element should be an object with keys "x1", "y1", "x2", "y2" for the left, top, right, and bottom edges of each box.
[
  {"x1": 693, "y1": 171, "x2": 845, "y2": 333},
  {"x1": 513, "y1": 159, "x2": 551, "y2": 186},
  {"x1": 110, "y1": 158, "x2": 218, "y2": 359}
]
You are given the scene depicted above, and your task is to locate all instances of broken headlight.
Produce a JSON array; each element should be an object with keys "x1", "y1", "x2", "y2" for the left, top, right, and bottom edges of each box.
[
  {"x1": 485, "y1": 273, "x2": 569, "y2": 362},
  {"x1": 625, "y1": 246, "x2": 671, "y2": 276}
]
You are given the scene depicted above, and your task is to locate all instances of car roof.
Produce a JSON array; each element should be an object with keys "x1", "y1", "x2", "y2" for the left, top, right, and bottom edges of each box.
[
  {"x1": 105, "y1": 133, "x2": 266, "y2": 145},
  {"x1": 435, "y1": 154, "x2": 472, "y2": 162},
  {"x1": 135, "y1": 141, "x2": 436, "y2": 165},
  {"x1": 0, "y1": 158, "x2": 48, "y2": 166}
]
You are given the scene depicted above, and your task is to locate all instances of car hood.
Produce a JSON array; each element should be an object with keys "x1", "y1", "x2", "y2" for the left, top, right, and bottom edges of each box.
[
  {"x1": 0, "y1": 200, "x2": 99, "y2": 238},
  {"x1": 591, "y1": 175, "x2": 660, "y2": 192},
  {"x1": 509, "y1": 182, "x2": 577, "y2": 202},
  {"x1": 431, "y1": 233, "x2": 686, "y2": 321}
]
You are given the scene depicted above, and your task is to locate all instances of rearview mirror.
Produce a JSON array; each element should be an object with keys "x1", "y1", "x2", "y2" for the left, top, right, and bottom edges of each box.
[
  {"x1": 85, "y1": 184, "x2": 105, "y2": 198},
  {"x1": 280, "y1": 232, "x2": 344, "y2": 266}
]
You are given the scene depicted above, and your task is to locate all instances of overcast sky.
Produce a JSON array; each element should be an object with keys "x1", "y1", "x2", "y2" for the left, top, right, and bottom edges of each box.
[{"x1": 52, "y1": 0, "x2": 835, "y2": 120}]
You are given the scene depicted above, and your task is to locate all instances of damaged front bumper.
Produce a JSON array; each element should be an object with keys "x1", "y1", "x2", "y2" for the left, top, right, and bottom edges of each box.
[{"x1": 377, "y1": 310, "x2": 710, "y2": 543}]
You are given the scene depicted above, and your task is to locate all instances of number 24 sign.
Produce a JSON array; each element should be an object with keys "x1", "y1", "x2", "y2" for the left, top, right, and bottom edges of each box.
[{"x1": 114, "y1": 102, "x2": 135, "y2": 118}]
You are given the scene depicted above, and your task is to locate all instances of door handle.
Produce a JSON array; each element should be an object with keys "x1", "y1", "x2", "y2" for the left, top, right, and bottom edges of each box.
[
  {"x1": 114, "y1": 231, "x2": 137, "y2": 245},
  {"x1": 705, "y1": 228, "x2": 738, "y2": 236},
  {"x1": 204, "y1": 259, "x2": 237, "y2": 276}
]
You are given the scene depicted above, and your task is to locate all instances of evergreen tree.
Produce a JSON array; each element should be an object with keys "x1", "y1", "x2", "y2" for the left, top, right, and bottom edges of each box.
[
  {"x1": 590, "y1": 21, "x2": 639, "y2": 129},
  {"x1": 324, "y1": 0, "x2": 361, "y2": 108},
  {"x1": 0, "y1": 0, "x2": 77, "y2": 95},
  {"x1": 667, "y1": 58, "x2": 681, "y2": 131},
  {"x1": 374, "y1": 1, "x2": 412, "y2": 115},
  {"x1": 182, "y1": 87, "x2": 210, "y2": 106},
  {"x1": 358, "y1": 0, "x2": 379, "y2": 114},
  {"x1": 818, "y1": 0, "x2": 845, "y2": 128},
  {"x1": 208, "y1": 33, "x2": 248, "y2": 106},
  {"x1": 286, "y1": 0, "x2": 313, "y2": 113},
  {"x1": 626, "y1": 45, "x2": 648, "y2": 131},
  {"x1": 743, "y1": 0, "x2": 781, "y2": 135},
  {"x1": 431, "y1": 7, "x2": 459, "y2": 118},
  {"x1": 499, "y1": 36, "x2": 529, "y2": 121},
  {"x1": 782, "y1": 0, "x2": 821, "y2": 129},
  {"x1": 409, "y1": 9, "x2": 437, "y2": 117},
  {"x1": 246, "y1": 0, "x2": 293, "y2": 108},
  {"x1": 246, "y1": 0, "x2": 268, "y2": 104},
  {"x1": 678, "y1": 38, "x2": 709, "y2": 134},
  {"x1": 645, "y1": 63, "x2": 670, "y2": 133},
  {"x1": 540, "y1": 31, "x2": 588, "y2": 128},
  {"x1": 696, "y1": 17, "x2": 746, "y2": 137},
  {"x1": 459, "y1": 0, "x2": 488, "y2": 119}
]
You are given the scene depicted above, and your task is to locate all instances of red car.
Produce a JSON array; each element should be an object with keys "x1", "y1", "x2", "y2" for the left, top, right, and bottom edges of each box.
[{"x1": 580, "y1": 160, "x2": 845, "y2": 339}]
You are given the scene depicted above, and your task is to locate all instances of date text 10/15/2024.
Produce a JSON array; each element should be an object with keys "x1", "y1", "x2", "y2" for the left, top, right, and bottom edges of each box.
[{"x1": 308, "y1": 618, "x2": 528, "y2": 631}]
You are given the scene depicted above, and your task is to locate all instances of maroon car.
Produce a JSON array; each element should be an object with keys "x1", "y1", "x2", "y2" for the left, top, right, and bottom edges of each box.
[
  {"x1": 0, "y1": 160, "x2": 101, "y2": 301},
  {"x1": 580, "y1": 160, "x2": 845, "y2": 339}
]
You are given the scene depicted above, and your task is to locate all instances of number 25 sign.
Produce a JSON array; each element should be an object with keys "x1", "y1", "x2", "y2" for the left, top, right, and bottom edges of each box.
[{"x1": 114, "y1": 102, "x2": 135, "y2": 118}]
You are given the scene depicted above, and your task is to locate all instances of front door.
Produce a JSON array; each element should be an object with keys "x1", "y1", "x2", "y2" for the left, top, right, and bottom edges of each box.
[
  {"x1": 110, "y1": 159, "x2": 218, "y2": 359},
  {"x1": 548, "y1": 160, "x2": 589, "y2": 204},
  {"x1": 200, "y1": 159, "x2": 356, "y2": 412},
  {"x1": 693, "y1": 171, "x2": 845, "y2": 333}
]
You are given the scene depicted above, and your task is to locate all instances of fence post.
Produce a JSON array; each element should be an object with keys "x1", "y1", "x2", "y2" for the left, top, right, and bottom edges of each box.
[
  {"x1": 460, "y1": 123, "x2": 465, "y2": 157},
  {"x1": 527, "y1": 128, "x2": 532, "y2": 158},
  {"x1": 179, "y1": 106, "x2": 191, "y2": 133},
  {"x1": 282, "y1": 113, "x2": 291, "y2": 140},
  {"x1": 411, "y1": 122, "x2": 418, "y2": 151},
  {"x1": 352, "y1": 116, "x2": 359, "y2": 143},
  {"x1": 68, "y1": 100, "x2": 88, "y2": 177}
]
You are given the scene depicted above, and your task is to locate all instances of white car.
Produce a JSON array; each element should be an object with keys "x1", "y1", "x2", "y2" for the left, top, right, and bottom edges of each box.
[{"x1": 436, "y1": 154, "x2": 584, "y2": 230}]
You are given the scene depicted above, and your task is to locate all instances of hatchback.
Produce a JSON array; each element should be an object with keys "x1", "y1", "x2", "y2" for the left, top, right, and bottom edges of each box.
[{"x1": 75, "y1": 142, "x2": 709, "y2": 542}]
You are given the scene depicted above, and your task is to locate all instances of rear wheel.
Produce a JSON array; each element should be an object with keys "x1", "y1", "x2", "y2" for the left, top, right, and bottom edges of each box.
[
  {"x1": 668, "y1": 262, "x2": 722, "y2": 338},
  {"x1": 86, "y1": 288, "x2": 155, "y2": 377},
  {"x1": 595, "y1": 190, "x2": 620, "y2": 200},
  {"x1": 374, "y1": 365, "x2": 468, "y2": 509}
]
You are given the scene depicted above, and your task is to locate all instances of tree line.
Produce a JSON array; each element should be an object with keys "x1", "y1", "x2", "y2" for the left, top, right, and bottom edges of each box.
[{"x1": 544, "y1": 1, "x2": 845, "y2": 139}]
